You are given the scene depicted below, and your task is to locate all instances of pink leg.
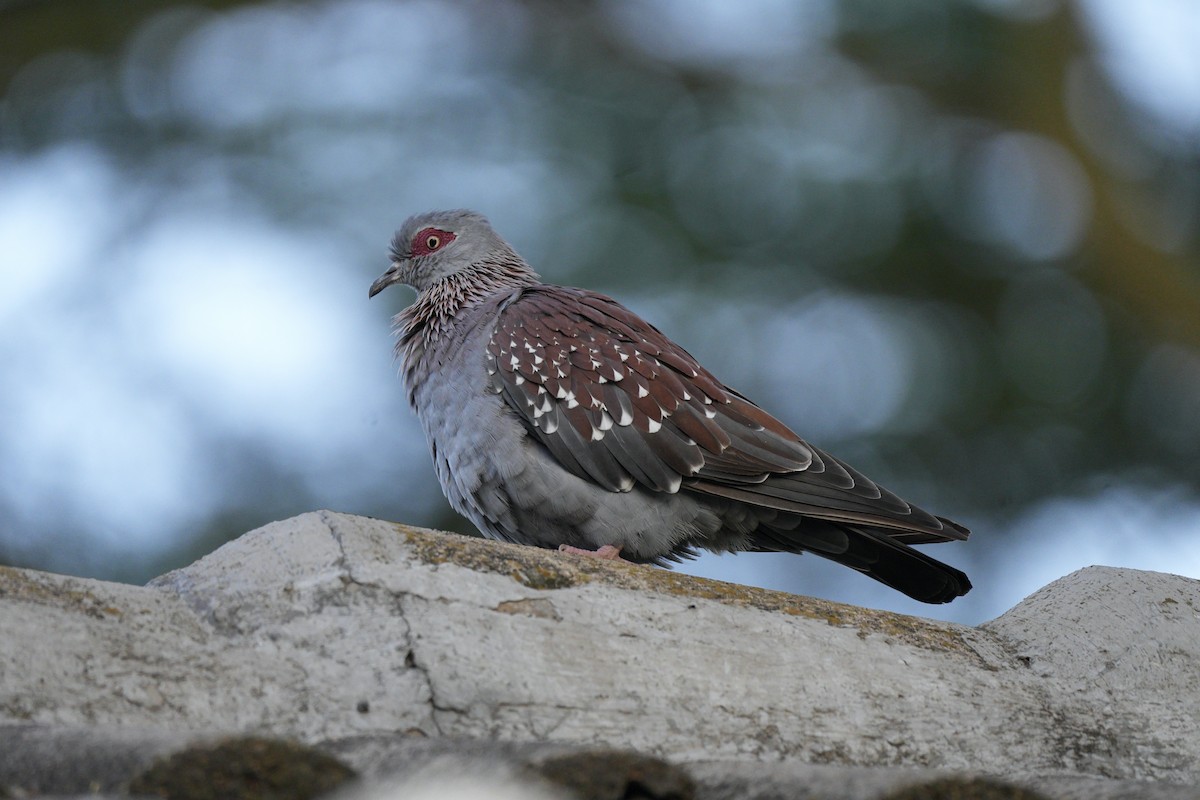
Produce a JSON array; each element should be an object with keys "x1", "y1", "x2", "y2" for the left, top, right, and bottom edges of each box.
[{"x1": 558, "y1": 543, "x2": 626, "y2": 561}]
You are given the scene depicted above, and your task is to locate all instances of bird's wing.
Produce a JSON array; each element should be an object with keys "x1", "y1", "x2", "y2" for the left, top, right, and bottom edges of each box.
[
  {"x1": 689, "y1": 445, "x2": 969, "y2": 543},
  {"x1": 487, "y1": 286, "x2": 965, "y2": 542},
  {"x1": 488, "y1": 285, "x2": 807, "y2": 491}
]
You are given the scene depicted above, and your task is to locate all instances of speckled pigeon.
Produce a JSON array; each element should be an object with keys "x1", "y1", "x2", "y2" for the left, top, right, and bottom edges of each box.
[{"x1": 370, "y1": 210, "x2": 971, "y2": 603}]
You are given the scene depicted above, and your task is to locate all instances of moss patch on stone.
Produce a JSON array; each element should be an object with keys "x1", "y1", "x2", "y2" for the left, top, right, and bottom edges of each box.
[
  {"x1": 394, "y1": 524, "x2": 591, "y2": 591},
  {"x1": 882, "y1": 777, "x2": 1051, "y2": 800},
  {"x1": 0, "y1": 566, "x2": 124, "y2": 620},
  {"x1": 532, "y1": 749, "x2": 695, "y2": 800},
  {"x1": 126, "y1": 737, "x2": 355, "y2": 800},
  {"x1": 390, "y1": 523, "x2": 976, "y2": 656}
]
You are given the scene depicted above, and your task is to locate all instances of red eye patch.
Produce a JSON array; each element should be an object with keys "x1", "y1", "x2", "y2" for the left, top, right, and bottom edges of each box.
[{"x1": 411, "y1": 227, "x2": 456, "y2": 257}]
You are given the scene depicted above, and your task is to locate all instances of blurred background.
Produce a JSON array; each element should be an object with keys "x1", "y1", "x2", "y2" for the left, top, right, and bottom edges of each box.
[{"x1": 2, "y1": 0, "x2": 1198, "y2": 624}]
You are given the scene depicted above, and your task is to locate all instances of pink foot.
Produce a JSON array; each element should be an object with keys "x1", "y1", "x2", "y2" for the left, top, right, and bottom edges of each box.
[{"x1": 558, "y1": 543, "x2": 626, "y2": 561}]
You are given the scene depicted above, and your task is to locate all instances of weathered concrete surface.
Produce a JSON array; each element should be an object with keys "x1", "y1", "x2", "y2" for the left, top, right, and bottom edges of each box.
[
  {"x1": 2, "y1": 510, "x2": 1199, "y2": 796},
  {"x1": 983, "y1": 567, "x2": 1200, "y2": 782},
  {"x1": 684, "y1": 760, "x2": 1200, "y2": 800},
  {"x1": 1, "y1": 725, "x2": 1194, "y2": 800},
  {"x1": 0, "y1": 515, "x2": 432, "y2": 741},
  {"x1": 0, "y1": 725, "x2": 197, "y2": 796}
]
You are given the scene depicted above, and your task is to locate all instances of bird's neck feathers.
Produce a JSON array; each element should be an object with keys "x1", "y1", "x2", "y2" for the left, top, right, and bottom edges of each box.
[
  {"x1": 400, "y1": 255, "x2": 540, "y2": 336},
  {"x1": 394, "y1": 255, "x2": 539, "y2": 396}
]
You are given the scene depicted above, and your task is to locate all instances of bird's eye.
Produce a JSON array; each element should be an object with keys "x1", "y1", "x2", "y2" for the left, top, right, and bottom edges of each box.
[{"x1": 411, "y1": 227, "x2": 455, "y2": 256}]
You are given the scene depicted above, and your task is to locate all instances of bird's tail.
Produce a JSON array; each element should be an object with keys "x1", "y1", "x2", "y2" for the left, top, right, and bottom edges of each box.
[{"x1": 752, "y1": 522, "x2": 971, "y2": 604}]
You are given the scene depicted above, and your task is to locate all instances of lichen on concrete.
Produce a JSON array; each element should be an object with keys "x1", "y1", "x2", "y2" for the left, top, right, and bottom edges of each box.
[
  {"x1": 387, "y1": 521, "x2": 976, "y2": 656},
  {"x1": 0, "y1": 566, "x2": 124, "y2": 620},
  {"x1": 391, "y1": 523, "x2": 592, "y2": 591}
]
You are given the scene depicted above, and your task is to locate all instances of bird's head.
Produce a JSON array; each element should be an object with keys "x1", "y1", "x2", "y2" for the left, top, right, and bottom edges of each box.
[{"x1": 369, "y1": 209, "x2": 514, "y2": 297}]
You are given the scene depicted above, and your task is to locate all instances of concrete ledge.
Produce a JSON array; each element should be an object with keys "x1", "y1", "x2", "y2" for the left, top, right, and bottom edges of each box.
[{"x1": 2, "y1": 510, "x2": 1198, "y2": 797}]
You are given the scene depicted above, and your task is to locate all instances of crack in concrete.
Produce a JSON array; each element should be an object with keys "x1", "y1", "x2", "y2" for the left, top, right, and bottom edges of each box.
[
  {"x1": 395, "y1": 594, "x2": 455, "y2": 737},
  {"x1": 318, "y1": 509, "x2": 357, "y2": 586},
  {"x1": 319, "y1": 510, "x2": 444, "y2": 737}
]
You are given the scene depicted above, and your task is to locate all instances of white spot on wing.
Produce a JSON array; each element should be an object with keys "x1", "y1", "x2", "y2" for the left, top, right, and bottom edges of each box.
[{"x1": 647, "y1": 418, "x2": 662, "y2": 434}]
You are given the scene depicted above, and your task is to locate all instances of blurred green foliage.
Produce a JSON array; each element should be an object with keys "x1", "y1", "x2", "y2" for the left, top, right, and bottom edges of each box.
[{"x1": 1, "y1": 0, "x2": 1197, "y2": 599}]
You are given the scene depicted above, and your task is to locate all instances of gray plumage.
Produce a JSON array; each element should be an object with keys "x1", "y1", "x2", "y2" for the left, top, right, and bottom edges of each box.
[{"x1": 370, "y1": 209, "x2": 971, "y2": 603}]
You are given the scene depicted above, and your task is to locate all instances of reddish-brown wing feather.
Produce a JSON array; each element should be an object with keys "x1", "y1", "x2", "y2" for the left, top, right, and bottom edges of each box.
[
  {"x1": 486, "y1": 286, "x2": 810, "y2": 494},
  {"x1": 485, "y1": 286, "x2": 965, "y2": 542}
]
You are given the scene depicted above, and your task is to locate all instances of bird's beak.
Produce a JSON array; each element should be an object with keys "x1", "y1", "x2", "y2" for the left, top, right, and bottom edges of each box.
[{"x1": 369, "y1": 262, "x2": 403, "y2": 298}]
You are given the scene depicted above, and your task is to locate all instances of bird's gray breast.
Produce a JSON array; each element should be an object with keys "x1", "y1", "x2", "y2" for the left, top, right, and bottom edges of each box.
[
  {"x1": 404, "y1": 301, "x2": 727, "y2": 559},
  {"x1": 407, "y1": 315, "x2": 592, "y2": 547},
  {"x1": 406, "y1": 305, "x2": 516, "y2": 523}
]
